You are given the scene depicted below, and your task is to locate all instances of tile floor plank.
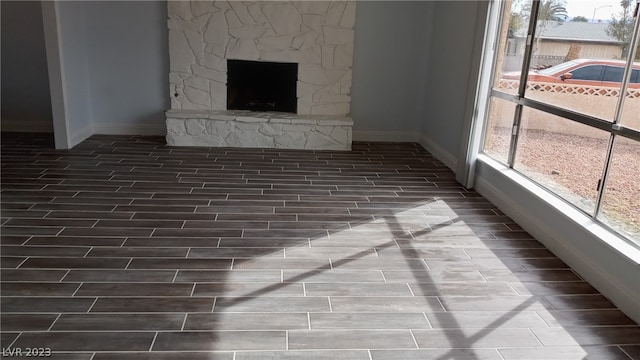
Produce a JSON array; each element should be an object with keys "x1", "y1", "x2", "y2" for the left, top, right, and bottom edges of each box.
[
  {"x1": 152, "y1": 331, "x2": 286, "y2": 351},
  {"x1": 51, "y1": 313, "x2": 185, "y2": 331},
  {"x1": 370, "y1": 349, "x2": 503, "y2": 360},
  {"x1": 12, "y1": 332, "x2": 156, "y2": 352},
  {"x1": 90, "y1": 297, "x2": 215, "y2": 313},
  {"x1": 184, "y1": 312, "x2": 309, "y2": 331},
  {"x1": 1, "y1": 314, "x2": 60, "y2": 331},
  {"x1": 235, "y1": 350, "x2": 370, "y2": 360},
  {"x1": 499, "y1": 346, "x2": 636, "y2": 360},
  {"x1": 92, "y1": 353, "x2": 234, "y2": 360}
]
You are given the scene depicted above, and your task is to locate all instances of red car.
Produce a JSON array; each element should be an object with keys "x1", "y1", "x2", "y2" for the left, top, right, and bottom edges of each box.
[{"x1": 503, "y1": 59, "x2": 640, "y2": 89}]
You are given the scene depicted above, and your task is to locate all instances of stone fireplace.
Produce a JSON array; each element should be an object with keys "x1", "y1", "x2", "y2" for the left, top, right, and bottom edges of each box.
[{"x1": 165, "y1": 1, "x2": 355, "y2": 150}]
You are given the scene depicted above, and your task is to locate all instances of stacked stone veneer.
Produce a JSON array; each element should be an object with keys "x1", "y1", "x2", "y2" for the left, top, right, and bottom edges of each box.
[
  {"x1": 166, "y1": 1, "x2": 355, "y2": 150},
  {"x1": 166, "y1": 110, "x2": 352, "y2": 150}
]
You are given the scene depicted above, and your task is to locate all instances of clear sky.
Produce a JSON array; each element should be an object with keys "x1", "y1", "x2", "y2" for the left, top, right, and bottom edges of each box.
[{"x1": 565, "y1": 0, "x2": 622, "y2": 21}]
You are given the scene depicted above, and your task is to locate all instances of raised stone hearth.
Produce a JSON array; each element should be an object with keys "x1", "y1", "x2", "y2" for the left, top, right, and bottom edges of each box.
[
  {"x1": 166, "y1": 1, "x2": 355, "y2": 150},
  {"x1": 166, "y1": 109, "x2": 352, "y2": 150}
]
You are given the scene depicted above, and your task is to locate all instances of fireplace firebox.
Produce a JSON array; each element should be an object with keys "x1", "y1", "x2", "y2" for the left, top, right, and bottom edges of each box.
[{"x1": 227, "y1": 60, "x2": 297, "y2": 113}]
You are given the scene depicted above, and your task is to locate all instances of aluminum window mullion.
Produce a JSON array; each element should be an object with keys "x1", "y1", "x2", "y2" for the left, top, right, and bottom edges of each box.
[
  {"x1": 617, "y1": 126, "x2": 640, "y2": 142},
  {"x1": 519, "y1": 97, "x2": 615, "y2": 132},
  {"x1": 594, "y1": 1, "x2": 640, "y2": 218},
  {"x1": 507, "y1": 105, "x2": 524, "y2": 166},
  {"x1": 516, "y1": 0, "x2": 541, "y2": 98},
  {"x1": 507, "y1": 0, "x2": 541, "y2": 168},
  {"x1": 491, "y1": 89, "x2": 640, "y2": 142},
  {"x1": 490, "y1": 89, "x2": 519, "y2": 102},
  {"x1": 594, "y1": 135, "x2": 618, "y2": 218}
]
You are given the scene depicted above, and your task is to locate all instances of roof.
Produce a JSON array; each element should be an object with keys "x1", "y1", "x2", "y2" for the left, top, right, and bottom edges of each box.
[{"x1": 515, "y1": 21, "x2": 624, "y2": 44}]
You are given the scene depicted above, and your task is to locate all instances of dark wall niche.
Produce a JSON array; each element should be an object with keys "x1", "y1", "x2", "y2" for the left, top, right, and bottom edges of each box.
[{"x1": 227, "y1": 60, "x2": 298, "y2": 113}]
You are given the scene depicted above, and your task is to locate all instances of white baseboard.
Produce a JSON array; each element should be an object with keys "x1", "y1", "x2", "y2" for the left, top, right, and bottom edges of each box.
[
  {"x1": 93, "y1": 122, "x2": 166, "y2": 136},
  {"x1": 352, "y1": 130, "x2": 420, "y2": 143},
  {"x1": 1, "y1": 118, "x2": 54, "y2": 133},
  {"x1": 474, "y1": 161, "x2": 640, "y2": 324},
  {"x1": 351, "y1": 131, "x2": 458, "y2": 174},
  {"x1": 418, "y1": 134, "x2": 458, "y2": 172}
]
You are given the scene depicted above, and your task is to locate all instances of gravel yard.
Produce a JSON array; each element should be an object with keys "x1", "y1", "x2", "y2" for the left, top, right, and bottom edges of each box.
[{"x1": 485, "y1": 127, "x2": 639, "y2": 240}]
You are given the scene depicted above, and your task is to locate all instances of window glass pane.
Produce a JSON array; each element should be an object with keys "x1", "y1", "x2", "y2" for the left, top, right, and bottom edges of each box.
[
  {"x1": 569, "y1": 65, "x2": 604, "y2": 81},
  {"x1": 603, "y1": 66, "x2": 625, "y2": 83},
  {"x1": 514, "y1": 107, "x2": 609, "y2": 214},
  {"x1": 618, "y1": 9, "x2": 639, "y2": 128},
  {"x1": 620, "y1": 65, "x2": 640, "y2": 129},
  {"x1": 492, "y1": 0, "x2": 532, "y2": 95},
  {"x1": 598, "y1": 138, "x2": 640, "y2": 244},
  {"x1": 483, "y1": 97, "x2": 516, "y2": 165},
  {"x1": 524, "y1": 0, "x2": 630, "y2": 121}
]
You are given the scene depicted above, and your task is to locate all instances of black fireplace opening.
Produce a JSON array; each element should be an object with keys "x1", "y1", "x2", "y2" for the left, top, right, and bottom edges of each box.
[{"x1": 227, "y1": 60, "x2": 298, "y2": 113}]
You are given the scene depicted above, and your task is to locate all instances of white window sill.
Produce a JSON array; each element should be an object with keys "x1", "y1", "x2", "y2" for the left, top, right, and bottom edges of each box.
[{"x1": 476, "y1": 153, "x2": 640, "y2": 264}]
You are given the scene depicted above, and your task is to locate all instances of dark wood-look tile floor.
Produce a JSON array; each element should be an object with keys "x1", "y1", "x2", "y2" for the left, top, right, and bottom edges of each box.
[{"x1": 1, "y1": 132, "x2": 639, "y2": 359}]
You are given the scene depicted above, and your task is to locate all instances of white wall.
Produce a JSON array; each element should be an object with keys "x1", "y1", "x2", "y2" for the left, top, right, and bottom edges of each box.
[
  {"x1": 78, "y1": 1, "x2": 438, "y2": 139},
  {"x1": 45, "y1": 1, "x2": 435, "y2": 140},
  {"x1": 350, "y1": 1, "x2": 434, "y2": 142},
  {"x1": 1, "y1": 1, "x2": 53, "y2": 132},
  {"x1": 419, "y1": 1, "x2": 487, "y2": 170},
  {"x1": 40, "y1": 0, "x2": 169, "y2": 144},
  {"x1": 84, "y1": 1, "x2": 169, "y2": 135},
  {"x1": 53, "y1": 1, "x2": 94, "y2": 146},
  {"x1": 0, "y1": 0, "x2": 481, "y2": 145}
]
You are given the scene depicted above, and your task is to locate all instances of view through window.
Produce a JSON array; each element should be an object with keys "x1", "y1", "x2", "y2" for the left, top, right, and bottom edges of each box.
[{"x1": 482, "y1": 0, "x2": 640, "y2": 244}]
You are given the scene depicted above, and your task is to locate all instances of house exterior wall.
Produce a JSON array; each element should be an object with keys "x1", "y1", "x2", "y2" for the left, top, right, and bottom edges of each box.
[
  {"x1": 510, "y1": 38, "x2": 623, "y2": 59},
  {"x1": 539, "y1": 41, "x2": 624, "y2": 59}
]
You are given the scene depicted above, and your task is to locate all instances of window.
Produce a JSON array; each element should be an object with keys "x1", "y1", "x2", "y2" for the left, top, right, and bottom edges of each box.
[
  {"x1": 602, "y1": 66, "x2": 625, "y2": 83},
  {"x1": 602, "y1": 67, "x2": 640, "y2": 83},
  {"x1": 569, "y1": 65, "x2": 604, "y2": 81},
  {"x1": 479, "y1": 0, "x2": 640, "y2": 245}
]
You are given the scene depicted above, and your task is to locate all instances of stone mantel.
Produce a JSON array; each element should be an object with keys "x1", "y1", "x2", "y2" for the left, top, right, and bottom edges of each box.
[{"x1": 166, "y1": 1, "x2": 355, "y2": 150}]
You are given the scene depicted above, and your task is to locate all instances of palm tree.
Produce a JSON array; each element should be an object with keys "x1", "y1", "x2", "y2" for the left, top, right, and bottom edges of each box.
[
  {"x1": 537, "y1": 0, "x2": 568, "y2": 22},
  {"x1": 524, "y1": 0, "x2": 568, "y2": 53}
]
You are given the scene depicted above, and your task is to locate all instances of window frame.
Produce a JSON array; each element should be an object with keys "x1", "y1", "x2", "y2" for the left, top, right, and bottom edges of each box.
[{"x1": 474, "y1": 0, "x2": 640, "y2": 246}]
